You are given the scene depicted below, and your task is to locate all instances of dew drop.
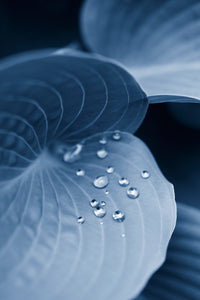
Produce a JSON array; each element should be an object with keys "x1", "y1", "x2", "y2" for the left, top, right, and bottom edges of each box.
[
  {"x1": 90, "y1": 199, "x2": 99, "y2": 208},
  {"x1": 97, "y1": 149, "x2": 108, "y2": 159},
  {"x1": 76, "y1": 169, "x2": 85, "y2": 176},
  {"x1": 112, "y1": 210, "x2": 125, "y2": 222},
  {"x1": 100, "y1": 201, "x2": 106, "y2": 206},
  {"x1": 77, "y1": 216, "x2": 85, "y2": 224},
  {"x1": 93, "y1": 175, "x2": 109, "y2": 189},
  {"x1": 100, "y1": 221, "x2": 104, "y2": 225},
  {"x1": 105, "y1": 190, "x2": 109, "y2": 195},
  {"x1": 112, "y1": 131, "x2": 121, "y2": 141},
  {"x1": 99, "y1": 137, "x2": 107, "y2": 145},
  {"x1": 141, "y1": 170, "x2": 150, "y2": 179},
  {"x1": 94, "y1": 206, "x2": 106, "y2": 218},
  {"x1": 127, "y1": 187, "x2": 139, "y2": 199},
  {"x1": 106, "y1": 166, "x2": 114, "y2": 174},
  {"x1": 118, "y1": 177, "x2": 129, "y2": 187},
  {"x1": 63, "y1": 144, "x2": 83, "y2": 163},
  {"x1": 121, "y1": 233, "x2": 126, "y2": 238}
]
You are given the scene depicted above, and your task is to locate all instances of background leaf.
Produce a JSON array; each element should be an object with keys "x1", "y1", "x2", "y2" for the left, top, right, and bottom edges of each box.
[
  {"x1": 0, "y1": 131, "x2": 176, "y2": 300},
  {"x1": 137, "y1": 203, "x2": 200, "y2": 300},
  {"x1": 81, "y1": 0, "x2": 200, "y2": 101}
]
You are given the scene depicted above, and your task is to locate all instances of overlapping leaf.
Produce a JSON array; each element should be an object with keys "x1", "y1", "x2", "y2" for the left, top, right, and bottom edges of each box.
[
  {"x1": 137, "y1": 203, "x2": 200, "y2": 300},
  {"x1": 0, "y1": 130, "x2": 176, "y2": 300},
  {"x1": 0, "y1": 51, "x2": 176, "y2": 299},
  {"x1": 81, "y1": 0, "x2": 200, "y2": 101}
]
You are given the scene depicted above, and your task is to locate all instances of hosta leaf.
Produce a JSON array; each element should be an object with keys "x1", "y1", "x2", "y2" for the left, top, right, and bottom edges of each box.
[
  {"x1": 81, "y1": 0, "x2": 200, "y2": 101},
  {"x1": 137, "y1": 203, "x2": 200, "y2": 300},
  {"x1": 0, "y1": 131, "x2": 176, "y2": 300},
  {"x1": 0, "y1": 51, "x2": 148, "y2": 145}
]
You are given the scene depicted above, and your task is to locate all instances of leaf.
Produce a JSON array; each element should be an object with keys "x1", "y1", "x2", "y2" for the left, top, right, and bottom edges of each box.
[
  {"x1": 0, "y1": 50, "x2": 148, "y2": 145},
  {"x1": 81, "y1": 0, "x2": 200, "y2": 101},
  {"x1": 0, "y1": 130, "x2": 176, "y2": 300},
  {"x1": 137, "y1": 203, "x2": 200, "y2": 300}
]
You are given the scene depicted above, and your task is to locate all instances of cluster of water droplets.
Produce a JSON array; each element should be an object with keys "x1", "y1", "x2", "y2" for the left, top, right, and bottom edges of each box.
[{"x1": 58, "y1": 132, "x2": 150, "y2": 228}]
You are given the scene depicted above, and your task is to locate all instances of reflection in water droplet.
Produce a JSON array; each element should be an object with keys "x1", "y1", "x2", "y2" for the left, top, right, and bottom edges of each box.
[
  {"x1": 112, "y1": 210, "x2": 125, "y2": 222},
  {"x1": 94, "y1": 206, "x2": 106, "y2": 218},
  {"x1": 93, "y1": 175, "x2": 109, "y2": 189},
  {"x1": 97, "y1": 149, "x2": 108, "y2": 159},
  {"x1": 90, "y1": 199, "x2": 99, "y2": 208},
  {"x1": 105, "y1": 190, "x2": 109, "y2": 195},
  {"x1": 100, "y1": 201, "x2": 106, "y2": 206},
  {"x1": 76, "y1": 169, "x2": 85, "y2": 176},
  {"x1": 77, "y1": 216, "x2": 85, "y2": 224},
  {"x1": 99, "y1": 137, "x2": 107, "y2": 145},
  {"x1": 141, "y1": 170, "x2": 150, "y2": 179},
  {"x1": 127, "y1": 187, "x2": 139, "y2": 199},
  {"x1": 118, "y1": 177, "x2": 129, "y2": 187},
  {"x1": 112, "y1": 131, "x2": 121, "y2": 141},
  {"x1": 107, "y1": 166, "x2": 114, "y2": 174}
]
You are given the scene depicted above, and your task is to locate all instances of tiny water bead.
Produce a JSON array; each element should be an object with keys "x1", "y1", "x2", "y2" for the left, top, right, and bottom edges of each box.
[
  {"x1": 94, "y1": 206, "x2": 106, "y2": 218},
  {"x1": 93, "y1": 175, "x2": 109, "y2": 189},
  {"x1": 121, "y1": 233, "x2": 126, "y2": 238},
  {"x1": 118, "y1": 177, "x2": 129, "y2": 187},
  {"x1": 76, "y1": 169, "x2": 85, "y2": 176},
  {"x1": 105, "y1": 190, "x2": 109, "y2": 195},
  {"x1": 97, "y1": 149, "x2": 108, "y2": 159},
  {"x1": 127, "y1": 187, "x2": 139, "y2": 199},
  {"x1": 112, "y1": 131, "x2": 121, "y2": 141},
  {"x1": 77, "y1": 216, "x2": 85, "y2": 224},
  {"x1": 106, "y1": 166, "x2": 114, "y2": 174},
  {"x1": 112, "y1": 210, "x2": 125, "y2": 222},
  {"x1": 100, "y1": 201, "x2": 106, "y2": 206},
  {"x1": 141, "y1": 170, "x2": 150, "y2": 179},
  {"x1": 90, "y1": 199, "x2": 99, "y2": 208},
  {"x1": 99, "y1": 137, "x2": 107, "y2": 145}
]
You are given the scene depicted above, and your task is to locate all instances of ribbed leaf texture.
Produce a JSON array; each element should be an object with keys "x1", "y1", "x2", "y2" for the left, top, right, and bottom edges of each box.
[
  {"x1": 0, "y1": 51, "x2": 176, "y2": 300},
  {"x1": 81, "y1": 0, "x2": 200, "y2": 102},
  {"x1": 137, "y1": 203, "x2": 200, "y2": 300}
]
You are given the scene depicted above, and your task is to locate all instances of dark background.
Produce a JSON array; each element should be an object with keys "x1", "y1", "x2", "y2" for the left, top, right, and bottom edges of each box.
[{"x1": 0, "y1": 0, "x2": 199, "y2": 209}]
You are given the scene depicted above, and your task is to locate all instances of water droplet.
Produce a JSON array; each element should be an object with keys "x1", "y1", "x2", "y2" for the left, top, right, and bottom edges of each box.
[
  {"x1": 90, "y1": 199, "x2": 99, "y2": 208},
  {"x1": 141, "y1": 170, "x2": 150, "y2": 179},
  {"x1": 105, "y1": 190, "x2": 109, "y2": 195},
  {"x1": 100, "y1": 221, "x2": 104, "y2": 225},
  {"x1": 127, "y1": 187, "x2": 139, "y2": 199},
  {"x1": 118, "y1": 177, "x2": 129, "y2": 187},
  {"x1": 97, "y1": 149, "x2": 108, "y2": 159},
  {"x1": 112, "y1": 131, "x2": 121, "y2": 141},
  {"x1": 121, "y1": 233, "x2": 126, "y2": 238},
  {"x1": 112, "y1": 210, "x2": 125, "y2": 222},
  {"x1": 63, "y1": 144, "x2": 83, "y2": 163},
  {"x1": 93, "y1": 175, "x2": 109, "y2": 189},
  {"x1": 100, "y1": 201, "x2": 106, "y2": 206},
  {"x1": 77, "y1": 216, "x2": 85, "y2": 224},
  {"x1": 107, "y1": 166, "x2": 114, "y2": 174},
  {"x1": 76, "y1": 169, "x2": 85, "y2": 176},
  {"x1": 94, "y1": 206, "x2": 106, "y2": 218},
  {"x1": 99, "y1": 137, "x2": 107, "y2": 145}
]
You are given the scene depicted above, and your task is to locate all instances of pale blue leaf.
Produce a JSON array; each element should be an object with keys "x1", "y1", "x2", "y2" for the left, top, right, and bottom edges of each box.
[
  {"x1": 81, "y1": 0, "x2": 200, "y2": 101},
  {"x1": 137, "y1": 203, "x2": 200, "y2": 300},
  {"x1": 0, "y1": 130, "x2": 176, "y2": 300}
]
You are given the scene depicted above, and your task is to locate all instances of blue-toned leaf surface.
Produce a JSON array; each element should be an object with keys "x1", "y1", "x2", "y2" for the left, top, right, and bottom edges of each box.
[
  {"x1": 0, "y1": 130, "x2": 176, "y2": 300},
  {"x1": 137, "y1": 203, "x2": 200, "y2": 300},
  {"x1": 81, "y1": 0, "x2": 200, "y2": 101},
  {"x1": 0, "y1": 51, "x2": 148, "y2": 144}
]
